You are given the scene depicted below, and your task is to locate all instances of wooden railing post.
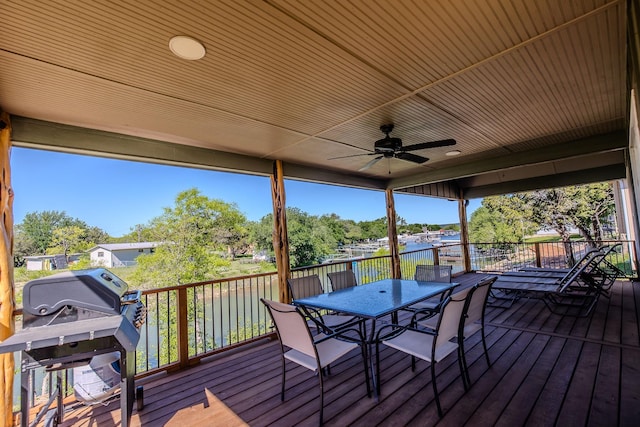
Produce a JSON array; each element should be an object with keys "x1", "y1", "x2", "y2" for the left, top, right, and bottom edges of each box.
[
  {"x1": 177, "y1": 287, "x2": 190, "y2": 369},
  {"x1": 433, "y1": 248, "x2": 440, "y2": 266},
  {"x1": 534, "y1": 242, "x2": 542, "y2": 267}
]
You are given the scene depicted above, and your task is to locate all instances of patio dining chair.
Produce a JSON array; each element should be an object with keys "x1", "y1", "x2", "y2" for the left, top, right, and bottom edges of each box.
[
  {"x1": 261, "y1": 299, "x2": 371, "y2": 425},
  {"x1": 403, "y1": 264, "x2": 454, "y2": 317},
  {"x1": 416, "y1": 276, "x2": 498, "y2": 390},
  {"x1": 327, "y1": 270, "x2": 358, "y2": 291},
  {"x1": 376, "y1": 295, "x2": 467, "y2": 417},
  {"x1": 287, "y1": 275, "x2": 358, "y2": 330}
]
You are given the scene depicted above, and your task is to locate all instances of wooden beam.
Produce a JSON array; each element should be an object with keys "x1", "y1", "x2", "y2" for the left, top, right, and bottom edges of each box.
[
  {"x1": 11, "y1": 116, "x2": 386, "y2": 191},
  {"x1": 0, "y1": 112, "x2": 15, "y2": 427},
  {"x1": 389, "y1": 131, "x2": 627, "y2": 189},
  {"x1": 385, "y1": 189, "x2": 401, "y2": 279},
  {"x1": 462, "y1": 164, "x2": 627, "y2": 199},
  {"x1": 270, "y1": 160, "x2": 291, "y2": 303}
]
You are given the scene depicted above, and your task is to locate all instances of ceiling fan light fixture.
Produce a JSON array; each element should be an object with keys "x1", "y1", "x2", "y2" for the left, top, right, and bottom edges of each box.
[
  {"x1": 445, "y1": 150, "x2": 461, "y2": 156},
  {"x1": 169, "y1": 36, "x2": 206, "y2": 60}
]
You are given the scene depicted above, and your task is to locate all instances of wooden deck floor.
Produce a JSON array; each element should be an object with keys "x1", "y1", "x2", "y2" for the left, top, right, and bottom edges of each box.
[{"x1": 52, "y1": 274, "x2": 640, "y2": 426}]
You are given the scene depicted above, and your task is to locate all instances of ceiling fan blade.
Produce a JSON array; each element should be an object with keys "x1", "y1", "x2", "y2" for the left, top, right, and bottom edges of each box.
[
  {"x1": 401, "y1": 139, "x2": 457, "y2": 152},
  {"x1": 328, "y1": 152, "x2": 377, "y2": 160},
  {"x1": 359, "y1": 156, "x2": 383, "y2": 171},
  {"x1": 395, "y1": 152, "x2": 429, "y2": 164}
]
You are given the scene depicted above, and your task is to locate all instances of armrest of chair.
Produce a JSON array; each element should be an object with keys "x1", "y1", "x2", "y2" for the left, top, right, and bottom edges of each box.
[
  {"x1": 376, "y1": 322, "x2": 436, "y2": 343},
  {"x1": 410, "y1": 306, "x2": 440, "y2": 326},
  {"x1": 299, "y1": 305, "x2": 365, "y2": 336},
  {"x1": 410, "y1": 289, "x2": 466, "y2": 326},
  {"x1": 315, "y1": 323, "x2": 366, "y2": 345}
]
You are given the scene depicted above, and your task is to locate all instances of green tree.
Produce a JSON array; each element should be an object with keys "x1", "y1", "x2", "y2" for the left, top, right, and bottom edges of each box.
[
  {"x1": 13, "y1": 228, "x2": 36, "y2": 266},
  {"x1": 84, "y1": 226, "x2": 111, "y2": 246},
  {"x1": 521, "y1": 183, "x2": 615, "y2": 263},
  {"x1": 523, "y1": 189, "x2": 576, "y2": 243},
  {"x1": 469, "y1": 195, "x2": 537, "y2": 243},
  {"x1": 19, "y1": 210, "x2": 84, "y2": 254},
  {"x1": 47, "y1": 225, "x2": 86, "y2": 256},
  {"x1": 359, "y1": 217, "x2": 387, "y2": 240},
  {"x1": 114, "y1": 224, "x2": 155, "y2": 243},
  {"x1": 287, "y1": 208, "x2": 336, "y2": 266},
  {"x1": 566, "y1": 183, "x2": 615, "y2": 243},
  {"x1": 129, "y1": 188, "x2": 247, "y2": 288},
  {"x1": 343, "y1": 220, "x2": 363, "y2": 242},
  {"x1": 522, "y1": 184, "x2": 614, "y2": 245},
  {"x1": 127, "y1": 189, "x2": 250, "y2": 359},
  {"x1": 470, "y1": 183, "x2": 615, "y2": 265},
  {"x1": 319, "y1": 214, "x2": 347, "y2": 245},
  {"x1": 250, "y1": 207, "x2": 337, "y2": 268}
]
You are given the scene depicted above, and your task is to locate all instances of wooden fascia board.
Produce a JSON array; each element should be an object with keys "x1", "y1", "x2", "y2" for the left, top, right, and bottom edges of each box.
[
  {"x1": 280, "y1": 163, "x2": 387, "y2": 190},
  {"x1": 10, "y1": 116, "x2": 386, "y2": 190},
  {"x1": 462, "y1": 163, "x2": 627, "y2": 199},
  {"x1": 388, "y1": 131, "x2": 628, "y2": 190},
  {"x1": 11, "y1": 116, "x2": 274, "y2": 174}
]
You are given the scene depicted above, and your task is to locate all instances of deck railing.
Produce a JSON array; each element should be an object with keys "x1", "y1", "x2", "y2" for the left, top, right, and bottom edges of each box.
[{"x1": 13, "y1": 239, "x2": 637, "y2": 410}]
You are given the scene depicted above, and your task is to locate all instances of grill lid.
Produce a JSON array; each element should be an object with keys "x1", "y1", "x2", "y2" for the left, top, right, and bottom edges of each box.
[{"x1": 22, "y1": 268, "x2": 129, "y2": 317}]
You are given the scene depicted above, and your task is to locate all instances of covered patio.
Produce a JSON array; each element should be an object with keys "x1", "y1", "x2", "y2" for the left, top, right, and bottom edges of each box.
[
  {"x1": 2, "y1": 1, "x2": 640, "y2": 425},
  {"x1": 50, "y1": 274, "x2": 640, "y2": 426}
]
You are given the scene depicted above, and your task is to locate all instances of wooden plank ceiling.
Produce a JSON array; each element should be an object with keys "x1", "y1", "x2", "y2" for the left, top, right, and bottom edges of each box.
[{"x1": 0, "y1": 0, "x2": 629, "y2": 198}]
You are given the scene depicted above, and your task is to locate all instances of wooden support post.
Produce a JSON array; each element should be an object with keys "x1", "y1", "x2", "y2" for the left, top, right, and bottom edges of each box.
[
  {"x1": 385, "y1": 189, "x2": 401, "y2": 279},
  {"x1": 0, "y1": 112, "x2": 15, "y2": 427},
  {"x1": 271, "y1": 160, "x2": 291, "y2": 303},
  {"x1": 535, "y1": 242, "x2": 542, "y2": 267},
  {"x1": 458, "y1": 198, "x2": 472, "y2": 273}
]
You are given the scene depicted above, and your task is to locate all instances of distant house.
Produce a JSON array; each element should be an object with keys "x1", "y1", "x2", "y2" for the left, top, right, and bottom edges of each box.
[
  {"x1": 24, "y1": 254, "x2": 80, "y2": 271},
  {"x1": 87, "y1": 242, "x2": 161, "y2": 268}
]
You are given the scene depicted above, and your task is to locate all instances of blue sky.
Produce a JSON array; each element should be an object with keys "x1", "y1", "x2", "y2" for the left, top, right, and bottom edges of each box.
[{"x1": 11, "y1": 147, "x2": 481, "y2": 237}]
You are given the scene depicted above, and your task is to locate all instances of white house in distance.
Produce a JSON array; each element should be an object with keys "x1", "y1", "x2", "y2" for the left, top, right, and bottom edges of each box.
[
  {"x1": 88, "y1": 242, "x2": 161, "y2": 268},
  {"x1": 24, "y1": 254, "x2": 81, "y2": 271}
]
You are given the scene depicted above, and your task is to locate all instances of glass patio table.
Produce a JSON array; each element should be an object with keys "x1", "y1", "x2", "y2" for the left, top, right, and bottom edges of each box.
[{"x1": 293, "y1": 278, "x2": 456, "y2": 397}]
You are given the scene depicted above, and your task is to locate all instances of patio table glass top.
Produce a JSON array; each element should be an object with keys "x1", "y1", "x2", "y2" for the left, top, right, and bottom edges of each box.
[{"x1": 293, "y1": 278, "x2": 456, "y2": 319}]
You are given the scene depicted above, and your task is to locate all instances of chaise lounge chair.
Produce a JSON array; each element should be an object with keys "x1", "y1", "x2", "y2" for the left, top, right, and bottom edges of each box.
[{"x1": 491, "y1": 248, "x2": 620, "y2": 317}]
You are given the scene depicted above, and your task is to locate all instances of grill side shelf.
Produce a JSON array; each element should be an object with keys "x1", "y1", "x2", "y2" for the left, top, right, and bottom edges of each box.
[{"x1": 0, "y1": 315, "x2": 128, "y2": 354}]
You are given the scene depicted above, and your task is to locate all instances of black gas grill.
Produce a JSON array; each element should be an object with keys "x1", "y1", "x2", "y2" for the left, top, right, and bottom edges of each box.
[{"x1": 0, "y1": 268, "x2": 145, "y2": 427}]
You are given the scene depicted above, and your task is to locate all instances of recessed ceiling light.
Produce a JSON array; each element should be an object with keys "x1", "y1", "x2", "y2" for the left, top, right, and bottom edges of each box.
[
  {"x1": 445, "y1": 150, "x2": 461, "y2": 156},
  {"x1": 169, "y1": 36, "x2": 206, "y2": 60}
]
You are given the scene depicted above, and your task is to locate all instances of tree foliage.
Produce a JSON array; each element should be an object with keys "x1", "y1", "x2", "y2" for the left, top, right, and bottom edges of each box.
[
  {"x1": 48, "y1": 225, "x2": 86, "y2": 256},
  {"x1": 469, "y1": 183, "x2": 615, "y2": 248},
  {"x1": 249, "y1": 207, "x2": 337, "y2": 267},
  {"x1": 521, "y1": 183, "x2": 615, "y2": 245},
  {"x1": 15, "y1": 210, "x2": 110, "y2": 265},
  {"x1": 248, "y1": 207, "x2": 459, "y2": 268},
  {"x1": 18, "y1": 210, "x2": 85, "y2": 254},
  {"x1": 469, "y1": 195, "x2": 537, "y2": 243},
  {"x1": 358, "y1": 217, "x2": 388, "y2": 241},
  {"x1": 129, "y1": 189, "x2": 248, "y2": 288}
]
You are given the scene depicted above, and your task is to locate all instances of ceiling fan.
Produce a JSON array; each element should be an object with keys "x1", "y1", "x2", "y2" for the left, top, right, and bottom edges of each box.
[{"x1": 331, "y1": 124, "x2": 456, "y2": 171}]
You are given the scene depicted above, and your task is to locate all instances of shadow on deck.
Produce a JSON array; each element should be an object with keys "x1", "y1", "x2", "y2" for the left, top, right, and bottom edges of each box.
[{"x1": 55, "y1": 273, "x2": 640, "y2": 426}]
